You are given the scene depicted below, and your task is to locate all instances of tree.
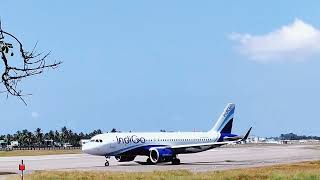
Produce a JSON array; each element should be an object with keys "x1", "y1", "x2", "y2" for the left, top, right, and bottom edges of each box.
[
  {"x1": 27, "y1": 131, "x2": 34, "y2": 147},
  {"x1": 54, "y1": 130, "x2": 60, "y2": 146},
  {"x1": 47, "y1": 130, "x2": 55, "y2": 140},
  {"x1": 35, "y1": 128, "x2": 43, "y2": 147},
  {"x1": 0, "y1": 21, "x2": 61, "y2": 105},
  {"x1": 61, "y1": 126, "x2": 68, "y2": 144},
  {"x1": 5, "y1": 134, "x2": 12, "y2": 143},
  {"x1": 21, "y1": 129, "x2": 30, "y2": 147},
  {"x1": 13, "y1": 132, "x2": 18, "y2": 142},
  {"x1": 0, "y1": 127, "x2": 133, "y2": 148},
  {"x1": 89, "y1": 129, "x2": 102, "y2": 136}
]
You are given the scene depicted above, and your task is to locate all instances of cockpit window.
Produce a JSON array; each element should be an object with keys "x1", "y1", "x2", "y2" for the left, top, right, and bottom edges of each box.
[{"x1": 90, "y1": 139, "x2": 103, "y2": 143}]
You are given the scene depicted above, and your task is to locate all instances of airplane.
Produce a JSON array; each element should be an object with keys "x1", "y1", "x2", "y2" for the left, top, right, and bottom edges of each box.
[{"x1": 82, "y1": 103, "x2": 252, "y2": 166}]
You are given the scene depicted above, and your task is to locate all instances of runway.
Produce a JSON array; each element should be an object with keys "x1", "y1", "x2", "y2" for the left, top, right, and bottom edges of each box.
[{"x1": 0, "y1": 144, "x2": 320, "y2": 174}]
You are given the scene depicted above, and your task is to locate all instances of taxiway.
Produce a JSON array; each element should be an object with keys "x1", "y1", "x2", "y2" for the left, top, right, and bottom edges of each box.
[{"x1": 0, "y1": 144, "x2": 319, "y2": 175}]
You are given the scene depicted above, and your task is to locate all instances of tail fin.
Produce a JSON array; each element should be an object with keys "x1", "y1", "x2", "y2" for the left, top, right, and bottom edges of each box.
[{"x1": 209, "y1": 103, "x2": 235, "y2": 133}]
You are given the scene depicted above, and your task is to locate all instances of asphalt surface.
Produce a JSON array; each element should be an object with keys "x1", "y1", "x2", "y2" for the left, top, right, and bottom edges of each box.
[{"x1": 0, "y1": 144, "x2": 319, "y2": 175}]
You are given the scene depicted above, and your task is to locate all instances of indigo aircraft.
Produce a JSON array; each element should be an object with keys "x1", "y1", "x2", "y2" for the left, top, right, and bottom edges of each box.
[{"x1": 82, "y1": 103, "x2": 251, "y2": 166}]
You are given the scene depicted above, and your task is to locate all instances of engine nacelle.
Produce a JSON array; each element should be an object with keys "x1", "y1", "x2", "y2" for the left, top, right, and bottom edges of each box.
[
  {"x1": 149, "y1": 148, "x2": 174, "y2": 164},
  {"x1": 114, "y1": 155, "x2": 136, "y2": 162}
]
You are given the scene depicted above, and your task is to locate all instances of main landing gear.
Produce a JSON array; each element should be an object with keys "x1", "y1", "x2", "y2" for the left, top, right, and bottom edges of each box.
[
  {"x1": 105, "y1": 156, "x2": 110, "y2": 166},
  {"x1": 172, "y1": 155, "x2": 180, "y2": 165},
  {"x1": 146, "y1": 158, "x2": 153, "y2": 165},
  {"x1": 145, "y1": 156, "x2": 180, "y2": 165},
  {"x1": 172, "y1": 158, "x2": 180, "y2": 165}
]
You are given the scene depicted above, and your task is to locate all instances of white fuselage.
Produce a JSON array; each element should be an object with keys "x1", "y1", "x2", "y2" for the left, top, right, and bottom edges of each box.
[
  {"x1": 82, "y1": 131, "x2": 220, "y2": 156},
  {"x1": 81, "y1": 103, "x2": 242, "y2": 164}
]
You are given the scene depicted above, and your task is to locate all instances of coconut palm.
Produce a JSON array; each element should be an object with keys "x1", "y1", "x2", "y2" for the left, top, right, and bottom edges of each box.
[{"x1": 35, "y1": 128, "x2": 43, "y2": 147}]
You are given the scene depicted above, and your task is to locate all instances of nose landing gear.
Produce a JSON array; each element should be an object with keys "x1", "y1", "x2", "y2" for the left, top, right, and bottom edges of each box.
[{"x1": 105, "y1": 156, "x2": 110, "y2": 166}]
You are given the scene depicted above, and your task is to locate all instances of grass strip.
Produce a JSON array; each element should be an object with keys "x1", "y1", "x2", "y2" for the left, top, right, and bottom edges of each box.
[{"x1": 0, "y1": 149, "x2": 81, "y2": 157}]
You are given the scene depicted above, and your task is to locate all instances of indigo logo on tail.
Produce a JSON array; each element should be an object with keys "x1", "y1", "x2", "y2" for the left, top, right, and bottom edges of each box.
[
  {"x1": 223, "y1": 105, "x2": 234, "y2": 118},
  {"x1": 209, "y1": 103, "x2": 235, "y2": 133}
]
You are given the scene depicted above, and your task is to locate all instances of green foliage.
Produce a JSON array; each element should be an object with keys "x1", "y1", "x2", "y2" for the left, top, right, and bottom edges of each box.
[
  {"x1": 0, "y1": 127, "x2": 106, "y2": 148},
  {"x1": 280, "y1": 133, "x2": 320, "y2": 140}
]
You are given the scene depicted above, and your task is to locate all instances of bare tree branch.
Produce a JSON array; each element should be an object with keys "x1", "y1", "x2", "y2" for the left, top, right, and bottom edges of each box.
[{"x1": 0, "y1": 21, "x2": 62, "y2": 105}]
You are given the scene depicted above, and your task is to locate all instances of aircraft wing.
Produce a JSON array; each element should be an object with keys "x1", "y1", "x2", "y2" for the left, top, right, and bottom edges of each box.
[{"x1": 170, "y1": 141, "x2": 228, "y2": 149}]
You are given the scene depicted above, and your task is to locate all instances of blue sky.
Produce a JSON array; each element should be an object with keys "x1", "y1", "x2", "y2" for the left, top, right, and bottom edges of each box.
[{"x1": 1, "y1": 1, "x2": 320, "y2": 136}]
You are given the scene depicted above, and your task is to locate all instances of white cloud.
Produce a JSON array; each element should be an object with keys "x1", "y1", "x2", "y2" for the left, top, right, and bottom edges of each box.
[
  {"x1": 31, "y1": 112, "x2": 40, "y2": 118},
  {"x1": 230, "y1": 19, "x2": 320, "y2": 62}
]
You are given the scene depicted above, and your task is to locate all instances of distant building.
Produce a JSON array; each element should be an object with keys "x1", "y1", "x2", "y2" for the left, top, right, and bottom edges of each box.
[
  {"x1": 246, "y1": 136, "x2": 279, "y2": 144},
  {"x1": 54, "y1": 142, "x2": 62, "y2": 147},
  {"x1": 44, "y1": 140, "x2": 54, "y2": 147},
  {"x1": 63, "y1": 143, "x2": 72, "y2": 148},
  {"x1": 280, "y1": 139, "x2": 320, "y2": 144},
  {"x1": 0, "y1": 140, "x2": 7, "y2": 148},
  {"x1": 9, "y1": 141, "x2": 19, "y2": 148},
  {"x1": 265, "y1": 138, "x2": 280, "y2": 144}
]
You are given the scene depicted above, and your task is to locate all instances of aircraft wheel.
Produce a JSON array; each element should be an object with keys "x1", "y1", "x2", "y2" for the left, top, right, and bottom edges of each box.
[
  {"x1": 105, "y1": 155, "x2": 110, "y2": 166},
  {"x1": 147, "y1": 158, "x2": 154, "y2": 165},
  {"x1": 105, "y1": 161, "x2": 109, "y2": 166},
  {"x1": 172, "y1": 158, "x2": 180, "y2": 165}
]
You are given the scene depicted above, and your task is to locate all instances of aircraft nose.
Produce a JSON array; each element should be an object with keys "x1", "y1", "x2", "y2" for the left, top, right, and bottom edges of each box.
[
  {"x1": 82, "y1": 143, "x2": 104, "y2": 155},
  {"x1": 82, "y1": 144, "x2": 95, "y2": 155}
]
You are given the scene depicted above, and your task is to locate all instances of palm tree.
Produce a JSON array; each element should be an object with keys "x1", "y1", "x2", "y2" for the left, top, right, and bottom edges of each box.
[
  {"x1": 27, "y1": 131, "x2": 34, "y2": 147},
  {"x1": 35, "y1": 128, "x2": 43, "y2": 147},
  {"x1": 13, "y1": 130, "x2": 21, "y2": 141},
  {"x1": 6, "y1": 134, "x2": 12, "y2": 144},
  {"x1": 48, "y1": 130, "x2": 55, "y2": 140},
  {"x1": 89, "y1": 129, "x2": 103, "y2": 137},
  {"x1": 61, "y1": 126, "x2": 68, "y2": 144},
  {"x1": 0, "y1": 127, "x2": 122, "y2": 148},
  {"x1": 21, "y1": 129, "x2": 30, "y2": 147},
  {"x1": 54, "y1": 130, "x2": 60, "y2": 146}
]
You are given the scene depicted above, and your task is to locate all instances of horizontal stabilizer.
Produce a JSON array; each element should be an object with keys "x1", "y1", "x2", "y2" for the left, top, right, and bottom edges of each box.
[
  {"x1": 223, "y1": 127, "x2": 252, "y2": 142},
  {"x1": 241, "y1": 127, "x2": 252, "y2": 141}
]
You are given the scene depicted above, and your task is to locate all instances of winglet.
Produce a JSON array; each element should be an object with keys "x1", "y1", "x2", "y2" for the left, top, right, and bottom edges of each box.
[{"x1": 241, "y1": 127, "x2": 252, "y2": 141}]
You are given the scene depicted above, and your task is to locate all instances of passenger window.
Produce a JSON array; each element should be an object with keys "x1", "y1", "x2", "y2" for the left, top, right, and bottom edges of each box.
[
  {"x1": 100, "y1": 140, "x2": 103, "y2": 143},
  {"x1": 95, "y1": 140, "x2": 99, "y2": 142}
]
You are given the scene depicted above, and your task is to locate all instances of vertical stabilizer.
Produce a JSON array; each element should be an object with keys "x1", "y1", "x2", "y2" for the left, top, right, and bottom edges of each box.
[{"x1": 209, "y1": 103, "x2": 235, "y2": 133}]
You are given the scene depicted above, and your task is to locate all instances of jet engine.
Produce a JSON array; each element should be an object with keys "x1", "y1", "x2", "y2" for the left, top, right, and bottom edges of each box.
[
  {"x1": 114, "y1": 155, "x2": 136, "y2": 162},
  {"x1": 149, "y1": 148, "x2": 174, "y2": 164}
]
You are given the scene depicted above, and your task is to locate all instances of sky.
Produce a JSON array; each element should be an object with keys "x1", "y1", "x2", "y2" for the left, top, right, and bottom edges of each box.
[{"x1": 1, "y1": 1, "x2": 320, "y2": 136}]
